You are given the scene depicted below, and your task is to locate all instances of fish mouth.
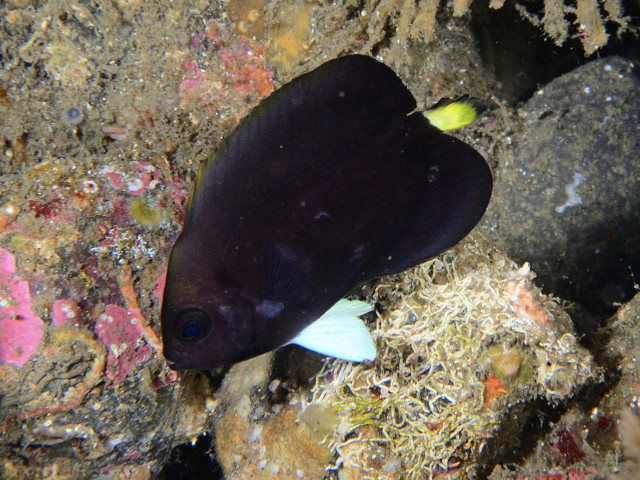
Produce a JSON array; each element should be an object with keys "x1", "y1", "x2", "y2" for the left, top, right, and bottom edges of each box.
[
  {"x1": 164, "y1": 358, "x2": 179, "y2": 370},
  {"x1": 162, "y1": 348, "x2": 187, "y2": 370},
  {"x1": 162, "y1": 347, "x2": 209, "y2": 371}
]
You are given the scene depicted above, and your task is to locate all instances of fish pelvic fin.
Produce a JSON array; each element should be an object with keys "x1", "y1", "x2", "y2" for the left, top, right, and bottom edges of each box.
[
  {"x1": 423, "y1": 95, "x2": 485, "y2": 131},
  {"x1": 287, "y1": 299, "x2": 376, "y2": 362}
]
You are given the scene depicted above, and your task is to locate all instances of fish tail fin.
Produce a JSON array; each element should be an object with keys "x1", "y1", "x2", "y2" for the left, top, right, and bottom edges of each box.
[{"x1": 423, "y1": 95, "x2": 485, "y2": 131}]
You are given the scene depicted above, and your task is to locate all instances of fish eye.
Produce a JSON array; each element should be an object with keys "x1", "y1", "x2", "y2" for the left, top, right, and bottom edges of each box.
[{"x1": 175, "y1": 308, "x2": 211, "y2": 342}]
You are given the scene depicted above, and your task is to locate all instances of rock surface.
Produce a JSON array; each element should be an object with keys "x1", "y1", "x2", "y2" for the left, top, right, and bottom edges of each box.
[{"x1": 483, "y1": 57, "x2": 640, "y2": 317}]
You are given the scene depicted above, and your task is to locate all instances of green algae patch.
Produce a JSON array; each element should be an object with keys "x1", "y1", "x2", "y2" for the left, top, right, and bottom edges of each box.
[
  {"x1": 128, "y1": 197, "x2": 164, "y2": 228},
  {"x1": 298, "y1": 403, "x2": 338, "y2": 438},
  {"x1": 481, "y1": 344, "x2": 534, "y2": 388}
]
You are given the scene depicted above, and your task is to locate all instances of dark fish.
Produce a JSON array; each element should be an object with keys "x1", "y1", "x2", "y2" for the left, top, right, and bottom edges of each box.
[{"x1": 161, "y1": 55, "x2": 492, "y2": 370}]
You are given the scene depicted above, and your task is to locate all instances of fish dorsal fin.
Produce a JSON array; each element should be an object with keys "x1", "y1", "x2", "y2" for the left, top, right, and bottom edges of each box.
[{"x1": 287, "y1": 299, "x2": 376, "y2": 362}]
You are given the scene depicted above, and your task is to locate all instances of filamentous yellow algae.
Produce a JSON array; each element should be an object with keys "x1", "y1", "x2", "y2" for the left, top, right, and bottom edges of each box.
[{"x1": 310, "y1": 234, "x2": 597, "y2": 479}]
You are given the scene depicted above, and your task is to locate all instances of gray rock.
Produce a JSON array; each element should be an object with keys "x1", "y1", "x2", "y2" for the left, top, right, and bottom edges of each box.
[{"x1": 483, "y1": 57, "x2": 640, "y2": 318}]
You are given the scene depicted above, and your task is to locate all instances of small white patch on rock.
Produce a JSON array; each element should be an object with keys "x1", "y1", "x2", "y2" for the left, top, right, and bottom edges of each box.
[{"x1": 556, "y1": 172, "x2": 586, "y2": 214}]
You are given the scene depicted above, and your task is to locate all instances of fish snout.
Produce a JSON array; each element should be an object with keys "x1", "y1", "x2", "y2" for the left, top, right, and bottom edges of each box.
[{"x1": 162, "y1": 346, "x2": 186, "y2": 370}]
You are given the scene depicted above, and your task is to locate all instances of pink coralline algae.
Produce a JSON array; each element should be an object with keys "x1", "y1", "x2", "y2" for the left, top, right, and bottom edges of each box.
[
  {"x1": 178, "y1": 20, "x2": 273, "y2": 113},
  {"x1": 179, "y1": 61, "x2": 212, "y2": 106},
  {"x1": 52, "y1": 299, "x2": 80, "y2": 327},
  {"x1": 152, "y1": 271, "x2": 166, "y2": 303},
  {"x1": 0, "y1": 247, "x2": 44, "y2": 366},
  {"x1": 94, "y1": 304, "x2": 153, "y2": 385},
  {"x1": 99, "y1": 162, "x2": 160, "y2": 196},
  {"x1": 217, "y1": 43, "x2": 273, "y2": 97}
]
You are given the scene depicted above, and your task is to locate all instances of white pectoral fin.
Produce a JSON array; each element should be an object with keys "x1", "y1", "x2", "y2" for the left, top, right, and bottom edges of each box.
[{"x1": 288, "y1": 299, "x2": 377, "y2": 362}]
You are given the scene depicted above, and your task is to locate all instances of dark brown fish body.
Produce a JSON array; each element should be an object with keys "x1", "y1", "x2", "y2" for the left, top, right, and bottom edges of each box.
[{"x1": 161, "y1": 55, "x2": 492, "y2": 370}]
